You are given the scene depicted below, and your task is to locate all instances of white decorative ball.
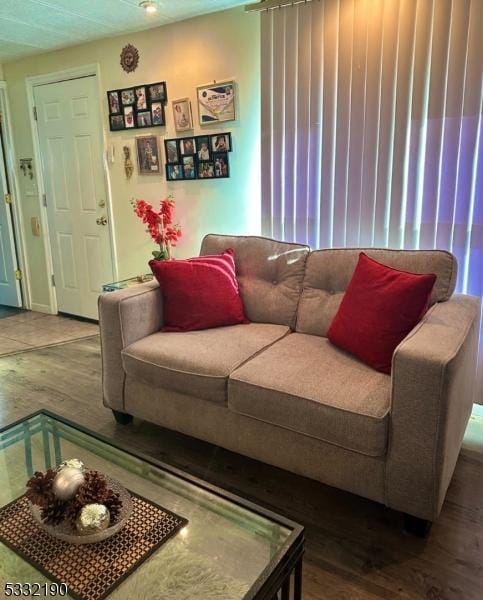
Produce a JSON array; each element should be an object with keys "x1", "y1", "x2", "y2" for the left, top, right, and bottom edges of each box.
[
  {"x1": 53, "y1": 467, "x2": 85, "y2": 501},
  {"x1": 58, "y1": 458, "x2": 85, "y2": 472},
  {"x1": 76, "y1": 504, "x2": 110, "y2": 535}
]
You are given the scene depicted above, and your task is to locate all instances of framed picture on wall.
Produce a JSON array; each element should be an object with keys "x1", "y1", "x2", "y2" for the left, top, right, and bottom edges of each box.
[
  {"x1": 179, "y1": 138, "x2": 196, "y2": 156},
  {"x1": 182, "y1": 156, "x2": 196, "y2": 179},
  {"x1": 166, "y1": 163, "x2": 183, "y2": 181},
  {"x1": 151, "y1": 102, "x2": 165, "y2": 126},
  {"x1": 135, "y1": 87, "x2": 147, "y2": 110},
  {"x1": 196, "y1": 80, "x2": 236, "y2": 125},
  {"x1": 121, "y1": 89, "x2": 135, "y2": 105},
  {"x1": 211, "y1": 133, "x2": 231, "y2": 152},
  {"x1": 108, "y1": 91, "x2": 120, "y2": 114},
  {"x1": 107, "y1": 81, "x2": 167, "y2": 131},
  {"x1": 172, "y1": 98, "x2": 193, "y2": 132},
  {"x1": 197, "y1": 136, "x2": 210, "y2": 160},
  {"x1": 148, "y1": 82, "x2": 166, "y2": 102},
  {"x1": 110, "y1": 115, "x2": 124, "y2": 131},
  {"x1": 165, "y1": 139, "x2": 179, "y2": 164},
  {"x1": 198, "y1": 162, "x2": 215, "y2": 178},
  {"x1": 137, "y1": 112, "x2": 152, "y2": 127},
  {"x1": 136, "y1": 136, "x2": 161, "y2": 175},
  {"x1": 213, "y1": 152, "x2": 229, "y2": 178},
  {"x1": 124, "y1": 106, "x2": 134, "y2": 128},
  {"x1": 163, "y1": 133, "x2": 233, "y2": 181}
]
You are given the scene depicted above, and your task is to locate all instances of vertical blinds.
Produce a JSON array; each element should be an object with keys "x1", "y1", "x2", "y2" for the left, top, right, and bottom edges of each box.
[{"x1": 261, "y1": 0, "x2": 482, "y2": 300}]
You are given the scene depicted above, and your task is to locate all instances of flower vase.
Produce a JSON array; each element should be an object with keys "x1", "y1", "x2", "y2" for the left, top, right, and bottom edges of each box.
[{"x1": 151, "y1": 242, "x2": 172, "y2": 261}]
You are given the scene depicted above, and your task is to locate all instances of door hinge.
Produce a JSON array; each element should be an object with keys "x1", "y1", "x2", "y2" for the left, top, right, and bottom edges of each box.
[
  {"x1": 42, "y1": 193, "x2": 47, "y2": 207},
  {"x1": 51, "y1": 274, "x2": 56, "y2": 287},
  {"x1": 15, "y1": 269, "x2": 22, "y2": 281},
  {"x1": 4, "y1": 193, "x2": 12, "y2": 205},
  {"x1": 33, "y1": 106, "x2": 38, "y2": 121}
]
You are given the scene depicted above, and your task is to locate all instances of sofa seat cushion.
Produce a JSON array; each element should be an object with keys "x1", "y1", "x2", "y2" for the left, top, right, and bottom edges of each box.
[
  {"x1": 228, "y1": 333, "x2": 390, "y2": 456},
  {"x1": 122, "y1": 323, "x2": 290, "y2": 404}
]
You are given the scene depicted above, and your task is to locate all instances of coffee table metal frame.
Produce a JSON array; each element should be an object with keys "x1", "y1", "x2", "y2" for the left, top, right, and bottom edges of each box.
[{"x1": 0, "y1": 410, "x2": 304, "y2": 600}]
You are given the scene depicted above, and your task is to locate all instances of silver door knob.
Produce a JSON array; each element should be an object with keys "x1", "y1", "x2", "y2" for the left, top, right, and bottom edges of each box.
[{"x1": 96, "y1": 216, "x2": 107, "y2": 226}]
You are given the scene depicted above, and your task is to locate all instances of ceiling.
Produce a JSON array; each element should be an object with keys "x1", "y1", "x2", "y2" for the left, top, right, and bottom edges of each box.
[{"x1": 0, "y1": 0, "x2": 250, "y2": 63}]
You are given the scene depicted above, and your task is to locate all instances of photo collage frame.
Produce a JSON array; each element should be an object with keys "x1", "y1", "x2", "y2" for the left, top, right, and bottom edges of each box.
[
  {"x1": 107, "y1": 82, "x2": 167, "y2": 131},
  {"x1": 164, "y1": 133, "x2": 232, "y2": 181}
]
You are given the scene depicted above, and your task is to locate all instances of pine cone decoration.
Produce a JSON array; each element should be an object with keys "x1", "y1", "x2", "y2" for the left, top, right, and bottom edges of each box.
[
  {"x1": 104, "y1": 490, "x2": 123, "y2": 524},
  {"x1": 77, "y1": 471, "x2": 108, "y2": 505},
  {"x1": 64, "y1": 498, "x2": 83, "y2": 526},
  {"x1": 26, "y1": 469, "x2": 56, "y2": 507},
  {"x1": 41, "y1": 498, "x2": 67, "y2": 526}
]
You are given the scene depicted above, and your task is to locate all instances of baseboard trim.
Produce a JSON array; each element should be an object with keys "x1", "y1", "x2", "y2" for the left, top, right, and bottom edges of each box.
[{"x1": 30, "y1": 303, "x2": 56, "y2": 315}]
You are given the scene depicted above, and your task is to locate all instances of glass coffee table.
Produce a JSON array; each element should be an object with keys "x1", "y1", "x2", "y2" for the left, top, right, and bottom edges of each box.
[
  {"x1": 0, "y1": 411, "x2": 304, "y2": 599},
  {"x1": 102, "y1": 274, "x2": 153, "y2": 292}
]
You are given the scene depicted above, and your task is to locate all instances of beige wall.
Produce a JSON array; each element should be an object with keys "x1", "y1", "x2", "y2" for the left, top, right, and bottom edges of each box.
[{"x1": 3, "y1": 7, "x2": 261, "y2": 310}]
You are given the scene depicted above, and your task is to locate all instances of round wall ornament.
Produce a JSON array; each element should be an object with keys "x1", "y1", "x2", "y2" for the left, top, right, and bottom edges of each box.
[{"x1": 120, "y1": 44, "x2": 139, "y2": 73}]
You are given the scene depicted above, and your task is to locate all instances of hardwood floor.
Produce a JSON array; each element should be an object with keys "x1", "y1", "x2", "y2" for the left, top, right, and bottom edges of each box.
[
  {"x1": 0, "y1": 337, "x2": 482, "y2": 599},
  {"x1": 0, "y1": 311, "x2": 98, "y2": 356}
]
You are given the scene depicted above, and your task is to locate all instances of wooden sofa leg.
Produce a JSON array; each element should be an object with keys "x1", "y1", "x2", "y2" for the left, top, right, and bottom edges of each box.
[
  {"x1": 403, "y1": 513, "x2": 432, "y2": 537},
  {"x1": 112, "y1": 410, "x2": 133, "y2": 425}
]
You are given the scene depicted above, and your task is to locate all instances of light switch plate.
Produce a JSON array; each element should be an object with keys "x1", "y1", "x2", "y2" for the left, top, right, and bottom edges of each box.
[{"x1": 31, "y1": 216, "x2": 41, "y2": 236}]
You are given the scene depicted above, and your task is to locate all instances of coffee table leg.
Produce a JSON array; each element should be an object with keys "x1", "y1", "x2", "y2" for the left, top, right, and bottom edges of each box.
[
  {"x1": 41, "y1": 424, "x2": 52, "y2": 470},
  {"x1": 52, "y1": 420, "x2": 62, "y2": 466},
  {"x1": 293, "y1": 556, "x2": 303, "y2": 600},
  {"x1": 22, "y1": 422, "x2": 33, "y2": 478},
  {"x1": 281, "y1": 577, "x2": 290, "y2": 600}
]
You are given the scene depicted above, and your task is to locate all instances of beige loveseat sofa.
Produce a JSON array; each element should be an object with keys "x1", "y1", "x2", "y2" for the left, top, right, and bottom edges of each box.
[{"x1": 99, "y1": 235, "x2": 481, "y2": 533}]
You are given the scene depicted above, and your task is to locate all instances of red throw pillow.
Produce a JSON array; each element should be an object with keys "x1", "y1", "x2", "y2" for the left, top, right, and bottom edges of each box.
[
  {"x1": 149, "y1": 249, "x2": 248, "y2": 332},
  {"x1": 327, "y1": 252, "x2": 436, "y2": 374}
]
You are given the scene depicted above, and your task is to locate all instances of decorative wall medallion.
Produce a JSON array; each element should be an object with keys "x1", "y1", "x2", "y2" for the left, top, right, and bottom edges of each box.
[{"x1": 120, "y1": 44, "x2": 139, "y2": 73}]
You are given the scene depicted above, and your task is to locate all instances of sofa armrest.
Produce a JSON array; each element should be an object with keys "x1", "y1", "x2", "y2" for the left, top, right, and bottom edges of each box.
[
  {"x1": 98, "y1": 281, "x2": 163, "y2": 411},
  {"x1": 385, "y1": 294, "x2": 481, "y2": 521}
]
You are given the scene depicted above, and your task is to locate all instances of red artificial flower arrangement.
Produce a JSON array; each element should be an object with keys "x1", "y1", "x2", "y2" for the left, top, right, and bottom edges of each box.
[{"x1": 132, "y1": 196, "x2": 182, "y2": 260}]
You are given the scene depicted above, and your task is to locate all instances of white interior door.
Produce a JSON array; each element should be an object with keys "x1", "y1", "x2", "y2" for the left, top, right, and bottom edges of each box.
[
  {"x1": 0, "y1": 118, "x2": 21, "y2": 307},
  {"x1": 34, "y1": 76, "x2": 113, "y2": 319}
]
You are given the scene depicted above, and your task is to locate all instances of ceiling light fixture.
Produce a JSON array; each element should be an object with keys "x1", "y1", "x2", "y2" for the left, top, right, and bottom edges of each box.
[{"x1": 139, "y1": 1, "x2": 158, "y2": 14}]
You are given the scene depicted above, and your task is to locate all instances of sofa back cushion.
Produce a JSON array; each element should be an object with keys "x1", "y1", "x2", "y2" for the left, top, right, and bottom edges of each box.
[
  {"x1": 200, "y1": 234, "x2": 309, "y2": 327},
  {"x1": 296, "y1": 248, "x2": 457, "y2": 336}
]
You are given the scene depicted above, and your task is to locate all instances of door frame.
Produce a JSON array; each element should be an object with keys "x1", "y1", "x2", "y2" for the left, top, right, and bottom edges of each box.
[
  {"x1": 26, "y1": 63, "x2": 118, "y2": 315},
  {"x1": 0, "y1": 81, "x2": 29, "y2": 308}
]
